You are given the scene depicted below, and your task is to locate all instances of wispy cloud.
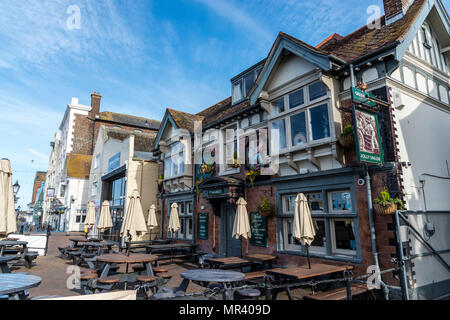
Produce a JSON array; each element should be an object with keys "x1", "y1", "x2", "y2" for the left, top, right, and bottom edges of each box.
[
  {"x1": 195, "y1": 0, "x2": 273, "y2": 44},
  {"x1": 26, "y1": 149, "x2": 49, "y2": 162}
]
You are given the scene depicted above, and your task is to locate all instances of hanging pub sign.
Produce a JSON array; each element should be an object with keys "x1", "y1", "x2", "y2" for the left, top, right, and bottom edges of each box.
[
  {"x1": 197, "y1": 212, "x2": 209, "y2": 240},
  {"x1": 352, "y1": 106, "x2": 384, "y2": 165},
  {"x1": 351, "y1": 86, "x2": 377, "y2": 107},
  {"x1": 249, "y1": 212, "x2": 268, "y2": 247}
]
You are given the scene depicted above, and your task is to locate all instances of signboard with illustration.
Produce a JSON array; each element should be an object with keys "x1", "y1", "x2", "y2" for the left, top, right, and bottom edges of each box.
[
  {"x1": 249, "y1": 212, "x2": 268, "y2": 247},
  {"x1": 351, "y1": 87, "x2": 376, "y2": 107},
  {"x1": 352, "y1": 106, "x2": 384, "y2": 165},
  {"x1": 197, "y1": 212, "x2": 208, "y2": 240},
  {"x1": 108, "y1": 152, "x2": 121, "y2": 172}
]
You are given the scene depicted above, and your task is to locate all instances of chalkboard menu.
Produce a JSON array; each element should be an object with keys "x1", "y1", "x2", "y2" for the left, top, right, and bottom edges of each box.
[
  {"x1": 197, "y1": 212, "x2": 209, "y2": 240},
  {"x1": 249, "y1": 212, "x2": 268, "y2": 247}
]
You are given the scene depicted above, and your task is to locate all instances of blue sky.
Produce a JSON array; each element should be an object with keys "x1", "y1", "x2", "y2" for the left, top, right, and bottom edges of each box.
[{"x1": 0, "y1": 0, "x2": 448, "y2": 209}]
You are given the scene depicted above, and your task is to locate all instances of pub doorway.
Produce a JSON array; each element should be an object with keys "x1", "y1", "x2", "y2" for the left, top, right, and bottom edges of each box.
[{"x1": 220, "y1": 201, "x2": 241, "y2": 257}]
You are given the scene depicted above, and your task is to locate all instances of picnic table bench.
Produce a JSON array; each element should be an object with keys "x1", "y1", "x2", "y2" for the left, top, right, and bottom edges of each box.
[
  {"x1": 303, "y1": 282, "x2": 374, "y2": 300},
  {"x1": 145, "y1": 243, "x2": 200, "y2": 263},
  {"x1": 205, "y1": 254, "x2": 277, "y2": 272},
  {"x1": 124, "y1": 239, "x2": 172, "y2": 254},
  {"x1": 263, "y1": 263, "x2": 355, "y2": 300},
  {"x1": 0, "y1": 241, "x2": 38, "y2": 269}
]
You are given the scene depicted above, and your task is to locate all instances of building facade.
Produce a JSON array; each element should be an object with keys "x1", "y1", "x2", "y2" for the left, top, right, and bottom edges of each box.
[
  {"x1": 154, "y1": 0, "x2": 449, "y2": 299},
  {"x1": 87, "y1": 126, "x2": 160, "y2": 241}
]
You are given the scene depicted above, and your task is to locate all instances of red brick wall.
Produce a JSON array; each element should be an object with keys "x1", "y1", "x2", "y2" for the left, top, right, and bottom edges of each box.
[
  {"x1": 384, "y1": 0, "x2": 410, "y2": 19},
  {"x1": 71, "y1": 114, "x2": 94, "y2": 155},
  {"x1": 31, "y1": 181, "x2": 43, "y2": 203}
]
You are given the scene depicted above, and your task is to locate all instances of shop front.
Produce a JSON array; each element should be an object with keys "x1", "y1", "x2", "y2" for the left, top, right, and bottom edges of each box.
[{"x1": 101, "y1": 165, "x2": 126, "y2": 242}]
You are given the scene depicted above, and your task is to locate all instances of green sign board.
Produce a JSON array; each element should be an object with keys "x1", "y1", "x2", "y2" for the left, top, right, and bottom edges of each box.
[
  {"x1": 351, "y1": 87, "x2": 376, "y2": 107},
  {"x1": 249, "y1": 212, "x2": 268, "y2": 247},
  {"x1": 352, "y1": 106, "x2": 384, "y2": 165},
  {"x1": 197, "y1": 212, "x2": 209, "y2": 240}
]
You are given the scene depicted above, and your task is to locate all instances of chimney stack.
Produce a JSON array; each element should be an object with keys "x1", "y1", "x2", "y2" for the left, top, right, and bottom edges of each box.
[
  {"x1": 89, "y1": 92, "x2": 102, "y2": 118},
  {"x1": 384, "y1": 0, "x2": 414, "y2": 25}
]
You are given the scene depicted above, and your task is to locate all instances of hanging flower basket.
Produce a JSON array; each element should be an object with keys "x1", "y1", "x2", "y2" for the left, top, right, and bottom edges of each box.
[
  {"x1": 373, "y1": 202, "x2": 397, "y2": 215},
  {"x1": 338, "y1": 134, "x2": 355, "y2": 148},
  {"x1": 257, "y1": 197, "x2": 275, "y2": 217}
]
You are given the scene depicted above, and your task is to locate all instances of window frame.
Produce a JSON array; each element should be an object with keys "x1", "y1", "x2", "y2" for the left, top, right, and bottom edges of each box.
[
  {"x1": 276, "y1": 185, "x2": 360, "y2": 263},
  {"x1": 167, "y1": 200, "x2": 194, "y2": 241}
]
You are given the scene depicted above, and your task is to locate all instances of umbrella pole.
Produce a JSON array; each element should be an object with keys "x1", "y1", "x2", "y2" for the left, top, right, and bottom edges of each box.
[{"x1": 306, "y1": 245, "x2": 311, "y2": 269}]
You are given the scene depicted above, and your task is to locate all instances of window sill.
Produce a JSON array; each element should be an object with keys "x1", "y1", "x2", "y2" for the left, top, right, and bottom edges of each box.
[
  {"x1": 277, "y1": 250, "x2": 361, "y2": 264},
  {"x1": 218, "y1": 168, "x2": 240, "y2": 176}
]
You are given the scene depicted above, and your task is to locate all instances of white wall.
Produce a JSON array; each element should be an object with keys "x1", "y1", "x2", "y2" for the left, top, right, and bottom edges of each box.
[
  {"x1": 266, "y1": 54, "x2": 316, "y2": 92},
  {"x1": 66, "y1": 178, "x2": 90, "y2": 232},
  {"x1": 392, "y1": 88, "x2": 450, "y2": 211}
]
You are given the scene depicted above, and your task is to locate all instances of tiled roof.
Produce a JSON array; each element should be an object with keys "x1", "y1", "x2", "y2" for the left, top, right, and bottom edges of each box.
[
  {"x1": 317, "y1": 0, "x2": 427, "y2": 62},
  {"x1": 66, "y1": 153, "x2": 92, "y2": 179},
  {"x1": 97, "y1": 111, "x2": 160, "y2": 130},
  {"x1": 167, "y1": 108, "x2": 204, "y2": 133},
  {"x1": 103, "y1": 127, "x2": 156, "y2": 153}
]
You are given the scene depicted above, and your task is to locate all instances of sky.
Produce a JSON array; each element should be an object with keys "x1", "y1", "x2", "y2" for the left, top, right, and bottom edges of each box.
[{"x1": 0, "y1": 0, "x2": 449, "y2": 209}]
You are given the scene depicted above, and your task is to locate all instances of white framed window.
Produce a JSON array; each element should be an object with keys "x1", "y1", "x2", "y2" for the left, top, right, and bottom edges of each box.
[
  {"x1": 92, "y1": 182, "x2": 98, "y2": 197},
  {"x1": 94, "y1": 154, "x2": 100, "y2": 169},
  {"x1": 279, "y1": 189, "x2": 357, "y2": 259},
  {"x1": 222, "y1": 124, "x2": 239, "y2": 172},
  {"x1": 167, "y1": 200, "x2": 193, "y2": 240},
  {"x1": 76, "y1": 209, "x2": 87, "y2": 224},
  {"x1": 232, "y1": 65, "x2": 263, "y2": 105},
  {"x1": 269, "y1": 81, "x2": 332, "y2": 154},
  {"x1": 163, "y1": 141, "x2": 185, "y2": 179}
]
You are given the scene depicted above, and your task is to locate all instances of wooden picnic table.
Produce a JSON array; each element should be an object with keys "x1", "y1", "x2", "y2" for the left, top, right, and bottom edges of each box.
[
  {"x1": 154, "y1": 269, "x2": 245, "y2": 300},
  {"x1": 0, "y1": 256, "x2": 19, "y2": 273},
  {"x1": 69, "y1": 237, "x2": 101, "y2": 247},
  {"x1": 145, "y1": 243, "x2": 198, "y2": 263},
  {"x1": 205, "y1": 257, "x2": 256, "y2": 271},
  {"x1": 0, "y1": 241, "x2": 28, "y2": 256},
  {"x1": 264, "y1": 263, "x2": 354, "y2": 300},
  {"x1": 0, "y1": 273, "x2": 41, "y2": 299},
  {"x1": 96, "y1": 253, "x2": 159, "y2": 289},
  {"x1": 205, "y1": 254, "x2": 277, "y2": 271}
]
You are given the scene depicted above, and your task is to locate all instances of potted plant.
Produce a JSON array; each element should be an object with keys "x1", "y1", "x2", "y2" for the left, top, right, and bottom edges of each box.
[
  {"x1": 257, "y1": 197, "x2": 275, "y2": 217},
  {"x1": 246, "y1": 168, "x2": 260, "y2": 187},
  {"x1": 338, "y1": 124, "x2": 355, "y2": 148},
  {"x1": 373, "y1": 189, "x2": 404, "y2": 215}
]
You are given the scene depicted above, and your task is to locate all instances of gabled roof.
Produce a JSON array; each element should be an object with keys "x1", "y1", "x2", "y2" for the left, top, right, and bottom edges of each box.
[
  {"x1": 167, "y1": 108, "x2": 204, "y2": 133},
  {"x1": 66, "y1": 153, "x2": 92, "y2": 179},
  {"x1": 317, "y1": 0, "x2": 428, "y2": 62},
  {"x1": 97, "y1": 111, "x2": 160, "y2": 130}
]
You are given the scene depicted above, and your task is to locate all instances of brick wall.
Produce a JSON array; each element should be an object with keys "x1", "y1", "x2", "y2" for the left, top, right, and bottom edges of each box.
[{"x1": 71, "y1": 114, "x2": 94, "y2": 155}]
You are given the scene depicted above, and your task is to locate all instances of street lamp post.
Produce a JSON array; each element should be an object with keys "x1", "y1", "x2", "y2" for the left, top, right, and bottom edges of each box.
[{"x1": 13, "y1": 180, "x2": 20, "y2": 203}]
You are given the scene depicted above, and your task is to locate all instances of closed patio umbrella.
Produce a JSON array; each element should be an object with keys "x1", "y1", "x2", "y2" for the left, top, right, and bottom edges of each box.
[
  {"x1": 97, "y1": 200, "x2": 113, "y2": 233},
  {"x1": 120, "y1": 190, "x2": 147, "y2": 241},
  {"x1": 84, "y1": 201, "x2": 96, "y2": 235},
  {"x1": 168, "y1": 203, "x2": 180, "y2": 234},
  {"x1": 147, "y1": 204, "x2": 158, "y2": 228},
  {"x1": 0, "y1": 159, "x2": 17, "y2": 236},
  {"x1": 232, "y1": 197, "x2": 251, "y2": 240},
  {"x1": 293, "y1": 193, "x2": 316, "y2": 269}
]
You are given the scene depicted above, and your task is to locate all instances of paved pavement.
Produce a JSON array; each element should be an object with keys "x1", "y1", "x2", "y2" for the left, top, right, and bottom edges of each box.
[{"x1": 8, "y1": 232, "x2": 206, "y2": 298}]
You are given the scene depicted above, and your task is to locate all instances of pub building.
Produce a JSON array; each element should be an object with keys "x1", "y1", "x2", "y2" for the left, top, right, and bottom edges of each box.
[{"x1": 154, "y1": 0, "x2": 450, "y2": 297}]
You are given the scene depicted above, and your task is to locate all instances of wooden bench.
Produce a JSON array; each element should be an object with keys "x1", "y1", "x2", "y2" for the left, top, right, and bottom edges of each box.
[
  {"x1": 244, "y1": 270, "x2": 266, "y2": 280},
  {"x1": 303, "y1": 283, "x2": 373, "y2": 300}
]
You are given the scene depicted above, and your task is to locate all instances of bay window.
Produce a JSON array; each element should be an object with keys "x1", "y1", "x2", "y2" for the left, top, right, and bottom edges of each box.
[
  {"x1": 279, "y1": 188, "x2": 358, "y2": 260},
  {"x1": 163, "y1": 141, "x2": 185, "y2": 179},
  {"x1": 269, "y1": 81, "x2": 332, "y2": 153}
]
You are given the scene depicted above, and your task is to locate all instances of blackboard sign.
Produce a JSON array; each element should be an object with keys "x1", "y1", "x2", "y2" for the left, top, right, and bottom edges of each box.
[
  {"x1": 249, "y1": 212, "x2": 268, "y2": 247},
  {"x1": 197, "y1": 212, "x2": 209, "y2": 240}
]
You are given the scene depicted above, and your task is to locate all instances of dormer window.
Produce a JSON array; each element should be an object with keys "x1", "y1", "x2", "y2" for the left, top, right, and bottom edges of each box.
[{"x1": 231, "y1": 65, "x2": 263, "y2": 105}]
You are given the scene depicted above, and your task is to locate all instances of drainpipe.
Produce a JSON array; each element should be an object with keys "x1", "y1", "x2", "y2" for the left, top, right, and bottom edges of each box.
[
  {"x1": 365, "y1": 165, "x2": 390, "y2": 299},
  {"x1": 350, "y1": 64, "x2": 356, "y2": 87}
]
